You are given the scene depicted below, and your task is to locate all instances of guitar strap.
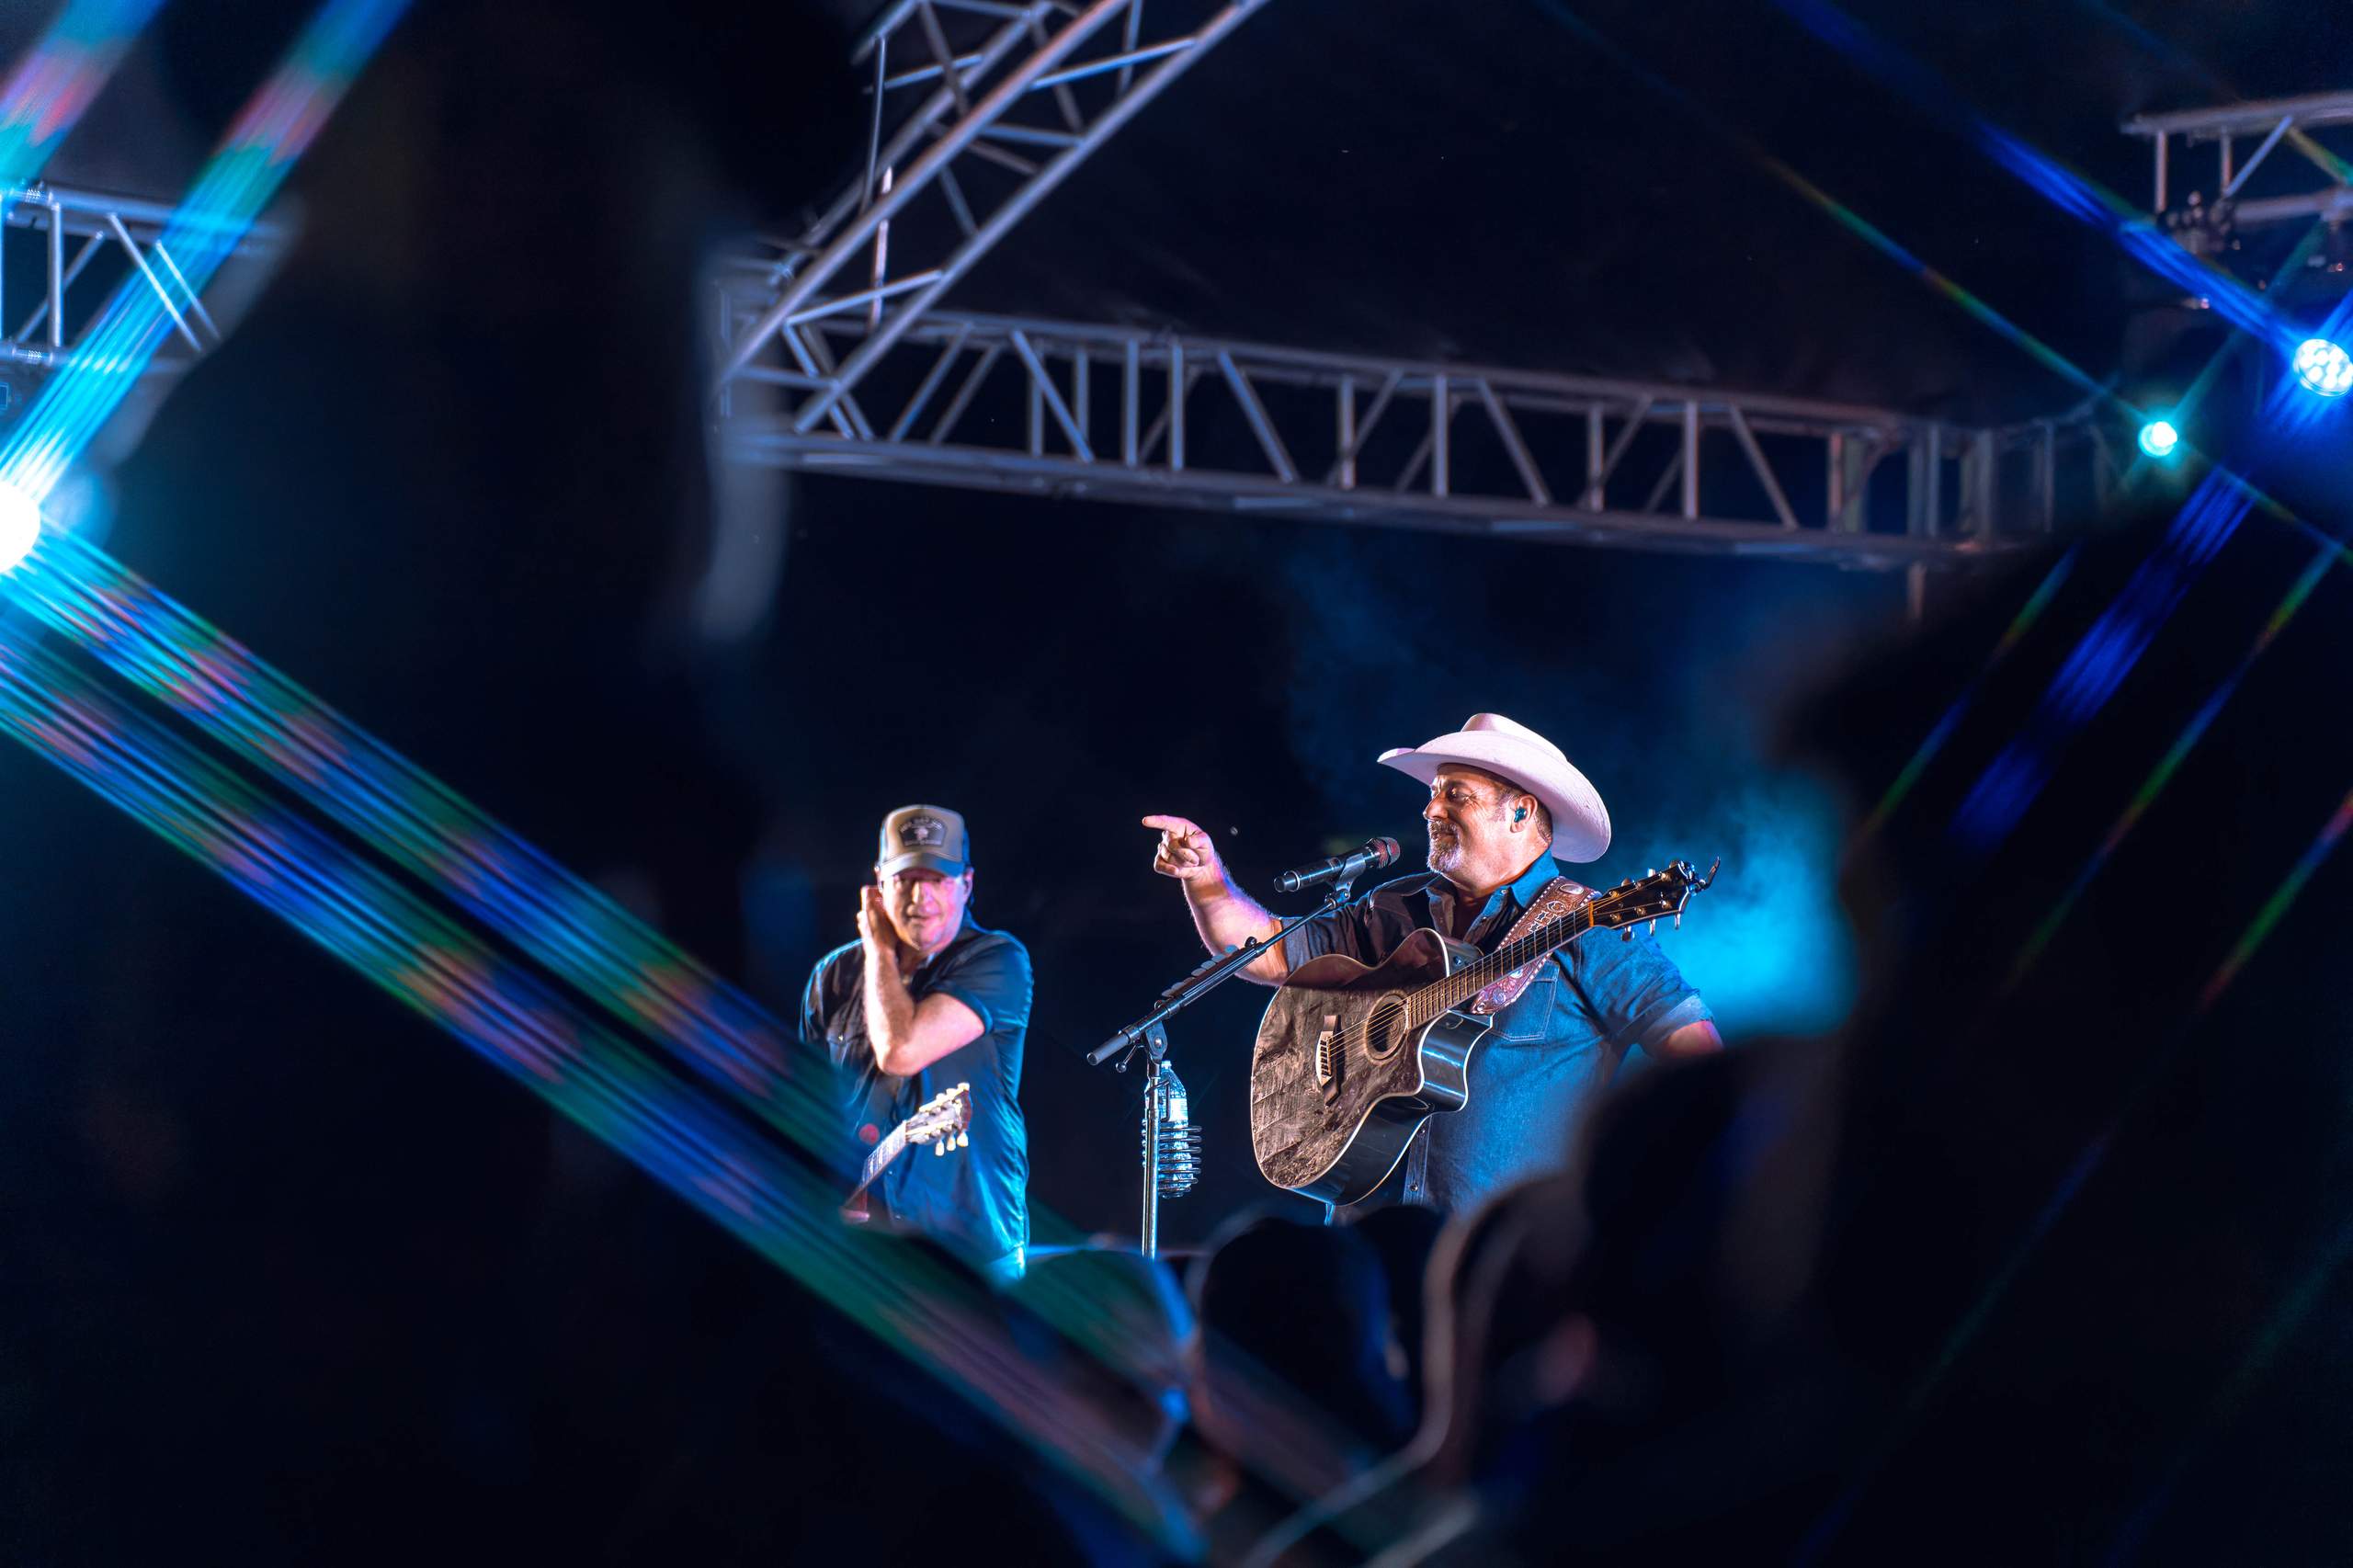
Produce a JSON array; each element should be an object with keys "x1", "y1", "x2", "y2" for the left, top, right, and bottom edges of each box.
[{"x1": 1466, "y1": 876, "x2": 1592, "y2": 1016}]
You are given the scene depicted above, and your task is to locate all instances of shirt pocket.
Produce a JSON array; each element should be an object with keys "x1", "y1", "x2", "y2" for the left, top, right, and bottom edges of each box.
[{"x1": 1493, "y1": 973, "x2": 1559, "y2": 1044}]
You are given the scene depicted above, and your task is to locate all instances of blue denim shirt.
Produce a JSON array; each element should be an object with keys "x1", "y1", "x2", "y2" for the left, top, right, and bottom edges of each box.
[{"x1": 1283, "y1": 854, "x2": 1711, "y2": 1216}]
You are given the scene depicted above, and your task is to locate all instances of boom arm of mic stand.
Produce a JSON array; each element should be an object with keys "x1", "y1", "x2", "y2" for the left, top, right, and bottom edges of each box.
[{"x1": 1086, "y1": 880, "x2": 1358, "y2": 1068}]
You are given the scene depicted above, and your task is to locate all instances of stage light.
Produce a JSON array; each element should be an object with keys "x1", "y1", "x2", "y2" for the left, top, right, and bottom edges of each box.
[
  {"x1": 2137, "y1": 419, "x2": 2180, "y2": 460},
  {"x1": 0, "y1": 481, "x2": 40, "y2": 572},
  {"x1": 2291, "y1": 338, "x2": 2353, "y2": 399}
]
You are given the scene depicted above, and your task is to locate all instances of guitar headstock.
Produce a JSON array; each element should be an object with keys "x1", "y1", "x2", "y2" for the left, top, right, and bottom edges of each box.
[
  {"x1": 911, "y1": 1081, "x2": 974, "y2": 1156},
  {"x1": 1591, "y1": 859, "x2": 1719, "y2": 934}
]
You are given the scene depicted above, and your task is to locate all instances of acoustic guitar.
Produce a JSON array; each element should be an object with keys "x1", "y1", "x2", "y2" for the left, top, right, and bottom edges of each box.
[{"x1": 1249, "y1": 861, "x2": 1713, "y2": 1205}]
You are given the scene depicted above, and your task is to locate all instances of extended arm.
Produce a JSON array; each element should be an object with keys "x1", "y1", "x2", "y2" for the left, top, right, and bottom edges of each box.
[{"x1": 1143, "y1": 813, "x2": 1290, "y2": 984}]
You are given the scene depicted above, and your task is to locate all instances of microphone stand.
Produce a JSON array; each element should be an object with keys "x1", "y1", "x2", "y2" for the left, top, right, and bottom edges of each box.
[{"x1": 1088, "y1": 874, "x2": 1364, "y2": 1259}]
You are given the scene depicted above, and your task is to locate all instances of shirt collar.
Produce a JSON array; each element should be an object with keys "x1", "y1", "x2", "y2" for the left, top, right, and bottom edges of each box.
[
  {"x1": 1502, "y1": 852, "x2": 1563, "y2": 907},
  {"x1": 1427, "y1": 853, "x2": 1561, "y2": 934}
]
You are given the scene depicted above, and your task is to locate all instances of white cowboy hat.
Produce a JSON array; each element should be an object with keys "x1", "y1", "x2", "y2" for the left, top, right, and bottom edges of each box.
[{"x1": 1377, "y1": 712, "x2": 1612, "y2": 863}]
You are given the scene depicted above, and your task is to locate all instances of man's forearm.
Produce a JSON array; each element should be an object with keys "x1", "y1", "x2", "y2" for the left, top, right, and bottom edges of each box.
[
  {"x1": 861, "y1": 947, "x2": 916, "y2": 1066},
  {"x1": 1185, "y1": 879, "x2": 1289, "y2": 984}
]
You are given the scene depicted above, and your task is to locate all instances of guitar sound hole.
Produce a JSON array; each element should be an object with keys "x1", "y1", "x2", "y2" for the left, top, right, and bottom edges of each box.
[{"x1": 1362, "y1": 996, "x2": 1408, "y2": 1061}]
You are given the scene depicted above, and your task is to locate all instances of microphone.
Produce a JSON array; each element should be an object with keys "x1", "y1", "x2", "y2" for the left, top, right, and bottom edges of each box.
[{"x1": 1273, "y1": 836, "x2": 1401, "y2": 894}]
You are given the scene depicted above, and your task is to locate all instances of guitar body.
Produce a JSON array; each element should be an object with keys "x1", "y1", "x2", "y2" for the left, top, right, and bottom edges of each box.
[{"x1": 1250, "y1": 928, "x2": 1493, "y2": 1207}]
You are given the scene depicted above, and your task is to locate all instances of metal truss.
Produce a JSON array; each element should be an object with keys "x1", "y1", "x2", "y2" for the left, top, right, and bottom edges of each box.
[
  {"x1": 722, "y1": 308, "x2": 2109, "y2": 569},
  {"x1": 0, "y1": 183, "x2": 278, "y2": 373},
  {"x1": 2123, "y1": 91, "x2": 2353, "y2": 250},
  {"x1": 714, "y1": 0, "x2": 1269, "y2": 435}
]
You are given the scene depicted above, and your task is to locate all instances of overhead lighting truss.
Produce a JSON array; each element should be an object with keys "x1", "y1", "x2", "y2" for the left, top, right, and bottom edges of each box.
[
  {"x1": 722, "y1": 306, "x2": 2115, "y2": 569},
  {"x1": 714, "y1": 0, "x2": 1270, "y2": 436},
  {"x1": 0, "y1": 182, "x2": 278, "y2": 372},
  {"x1": 2123, "y1": 90, "x2": 2353, "y2": 250}
]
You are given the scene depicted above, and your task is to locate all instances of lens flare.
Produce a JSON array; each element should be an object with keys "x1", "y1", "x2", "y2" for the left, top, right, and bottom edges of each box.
[
  {"x1": 0, "y1": 0, "x2": 412, "y2": 506},
  {"x1": 0, "y1": 625, "x2": 1188, "y2": 1547},
  {"x1": 2136, "y1": 419, "x2": 2179, "y2": 459},
  {"x1": 0, "y1": 482, "x2": 40, "y2": 571}
]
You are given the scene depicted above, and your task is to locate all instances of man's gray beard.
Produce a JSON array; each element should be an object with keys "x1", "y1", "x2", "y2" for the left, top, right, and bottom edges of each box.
[{"x1": 1426, "y1": 832, "x2": 1463, "y2": 873}]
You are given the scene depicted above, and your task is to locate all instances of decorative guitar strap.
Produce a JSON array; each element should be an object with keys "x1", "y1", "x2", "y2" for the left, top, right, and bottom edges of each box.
[{"x1": 1466, "y1": 876, "x2": 1592, "y2": 1016}]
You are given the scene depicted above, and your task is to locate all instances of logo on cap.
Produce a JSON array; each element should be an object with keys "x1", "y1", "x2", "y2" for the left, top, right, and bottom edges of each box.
[{"x1": 900, "y1": 813, "x2": 948, "y2": 848}]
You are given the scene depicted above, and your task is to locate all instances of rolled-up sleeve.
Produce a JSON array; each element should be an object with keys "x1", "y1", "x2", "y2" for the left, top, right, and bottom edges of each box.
[
  {"x1": 800, "y1": 964, "x2": 828, "y2": 1052},
  {"x1": 1280, "y1": 911, "x2": 1341, "y2": 974},
  {"x1": 1279, "y1": 897, "x2": 1390, "y2": 975},
  {"x1": 1563, "y1": 925, "x2": 1711, "y2": 1053},
  {"x1": 933, "y1": 935, "x2": 1032, "y2": 1039}
]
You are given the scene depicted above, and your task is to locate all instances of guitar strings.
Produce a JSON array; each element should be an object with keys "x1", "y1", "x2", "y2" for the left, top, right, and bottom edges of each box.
[
  {"x1": 1318, "y1": 878, "x2": 1688, "y2": 1061},
  {"x1": 1318, "y1": 906, "x2": 1603, "y2": 1061}
]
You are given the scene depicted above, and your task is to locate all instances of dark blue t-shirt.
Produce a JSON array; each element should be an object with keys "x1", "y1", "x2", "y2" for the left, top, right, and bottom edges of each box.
[
  {"x1": 801, "y1": 918, "x2": 1032, "y2": 1265},
  {"x1": 1283, "y1": 854, "x2": 1711, "y2": 1216}
]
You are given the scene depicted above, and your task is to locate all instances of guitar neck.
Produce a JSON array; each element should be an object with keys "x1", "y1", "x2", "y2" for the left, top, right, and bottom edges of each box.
[
  {"x1": 1408, "y1": 904, "x2": 1596, "y2": 1023},
  {"x1": 856, "y1": 1124, "x2": 909, "y2": 1196}
]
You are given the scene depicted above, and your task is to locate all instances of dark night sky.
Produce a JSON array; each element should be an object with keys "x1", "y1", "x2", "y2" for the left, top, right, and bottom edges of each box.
[{"x1": 9, "y1": 1, "x2": 2353, "y2": 1559}]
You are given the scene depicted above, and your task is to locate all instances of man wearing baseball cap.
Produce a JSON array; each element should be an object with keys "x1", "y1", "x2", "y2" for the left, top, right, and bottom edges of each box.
[
  {"x1": 802, "y1": 804, "x2": 1033, "y2": 1279},
  {"x1": 1145, "y1": 713, "x2": 1720, "y2": 1217}
]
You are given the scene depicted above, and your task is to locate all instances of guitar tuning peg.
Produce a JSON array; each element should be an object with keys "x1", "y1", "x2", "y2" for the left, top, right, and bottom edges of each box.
[
  {"x1": 1673, "y1": 913, "x2": 1682, "y2": 929},
  {"x1": 1648, "y1": 918, "x2": 1658, "y2": 936},
  {"x1": 957, "y1": 1131, "x2": 969, "y2": 1149},
  {"x1": 1621, "y1": 928, "x2": 1633, "y2": 942},
  {"x1": 957, "y1": 1082, "x2": 970, "y2": 1093},
  {"x1": 932, "y1": 1140, "x2": 947, "y2": 1156}
]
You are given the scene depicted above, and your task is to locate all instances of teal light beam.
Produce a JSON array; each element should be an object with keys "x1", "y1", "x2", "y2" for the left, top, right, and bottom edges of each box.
[
  {"x1": 0, "y1": 0, "x2": 410, "y2": 506},
  {"x1": 0, "y1": 624, "x2": 1191, "y2": 1551}
]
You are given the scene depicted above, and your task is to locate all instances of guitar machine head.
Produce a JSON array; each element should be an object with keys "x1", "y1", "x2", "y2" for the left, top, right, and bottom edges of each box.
[
  {"x1": 1597, "y1": 858, "x2": 1719, "y2": 940},
  {"x1": 910, "y1": 1082, "x2": 973, "y2": 1155}
]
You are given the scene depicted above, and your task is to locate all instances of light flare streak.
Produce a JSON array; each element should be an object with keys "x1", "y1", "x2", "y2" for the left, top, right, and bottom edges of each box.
[
  {"x1": 2004, "y1": 541, "x2": 2341, "y2": 989},
  {"x1": 7, "y1": 527, "x2": 854, "y2": 1151},
  {"x1": 1769, "y1": 0, "x2": 2296, "y2": 356},
  {"x1": 0, "y1": 0, "x2": 410, "y2": 507},
  {"x1": 2198, "y1": 785, "x2": 2353, "y2": 1016},
  {"x1": 1950, "y1": 472, "x2": 2254, "y2": 853},
  {"x1": 1801, "y1": 748, "x2": 2353, "y2": 1563},
  {"x1": 0, "y1": 0, "x2": 1434, "y2": 1532},
  {"x1": 0, "y1": 528, "x2": 1404, "y2": 1539},
  {"x1": 1529, "y1": 0, "x2": 2141, "y2": 415},
  {"x1": 1852, "y1": 549, "x2": 2076, "y2": 847},
  {"x1": 0, "y1": 0, "x2": 165, "y2": 184},
  {"x1": 0, "y1": 623, "x2": 1188, "y2": 1548},
  {"x1": 2100, "y1": 1215, "x2": 2353, "y2": 1563}
]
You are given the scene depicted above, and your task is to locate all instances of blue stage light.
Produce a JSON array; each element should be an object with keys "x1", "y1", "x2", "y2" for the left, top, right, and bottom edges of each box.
[
  {"x1": 2137, "y1": 419, "x2": 2180, "y2": 460},
  {"x1": 0, "y1": 482, "x2": 40, "y2": 572},
  {"x1": 2292, "y1": 338, "x2": 2353, "y2": 398}
]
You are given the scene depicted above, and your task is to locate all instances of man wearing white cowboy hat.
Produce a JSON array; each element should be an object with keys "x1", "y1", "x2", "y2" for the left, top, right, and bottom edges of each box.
[{"x1": 1144, "y1": 713, "x2": 1719, "y2": 1216}]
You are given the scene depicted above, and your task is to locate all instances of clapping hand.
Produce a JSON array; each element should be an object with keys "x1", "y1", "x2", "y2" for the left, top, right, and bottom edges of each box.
[{"x1": 857, "y1": 884, "x2": 897, "y2": 964}]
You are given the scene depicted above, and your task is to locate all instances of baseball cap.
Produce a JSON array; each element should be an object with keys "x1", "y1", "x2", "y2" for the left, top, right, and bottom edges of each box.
[{"x1": 877, "y1": 804, "x2": 970, "y2": 877}]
